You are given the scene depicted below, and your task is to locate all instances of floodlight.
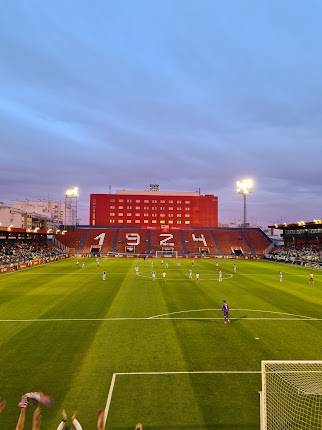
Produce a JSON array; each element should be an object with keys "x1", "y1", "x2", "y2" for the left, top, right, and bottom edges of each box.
[
  {"x1": 236, "y1": 178, "x2": 254, "y2": 195},
  {"x1": 236, "y1": 178, "x2": 254, "y2": 227},
  {"x1": 65, "y1": 186, "x2": 79, "y2": 198}
]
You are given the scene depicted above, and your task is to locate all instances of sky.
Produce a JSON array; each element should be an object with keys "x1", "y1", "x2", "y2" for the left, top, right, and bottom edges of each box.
[{"x1": 1, "y1": 0, "x2": 322, "y2": 226}]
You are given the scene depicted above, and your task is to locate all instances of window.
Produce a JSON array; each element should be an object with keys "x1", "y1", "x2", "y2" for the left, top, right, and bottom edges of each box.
[
  {"x1": 169, "y1": 200, "x2": 173, "y2": 204},
  {"x1": 118, "y1": 205, "x2": 123, "y2": 209},
  {"x1": 127, "y1": 206, "x2": 132, "y2": 209},
  {"x1": 169, "y1": 207, "x2": 173, "y2": 210},
  {"x1": 110, "y1": 212, "x2": 115, "y2": 216},
  {"x1": 152, "y1": 213, "x2": 157, "y2": 218},
  {"x1": 160, "y1": 200, "x2": 165, "y2": 203},
  {"x1": 185, "y1": 200, "x2": 191, "y2": 204},
  {"x1": 110, "y1": 205, "x2": 115, "y2": 209},
  {"x1": 135, "y1": 206, "x2": 140, "y2": 210},
  {"x1": 144, "y1": 213, "x2": 149, "y2": 217},
  {"x1": 118, "y1": 220, "x2": 124, "y2": 223},
  {"x1": 136, "y1": 200, "x2": 140, "y2": 203},
  {"x1": 185, "y1": 207, "x2": 190, "y2": 211},
  {"x1": 152, "y1": 206, "x2": 157, "y2": 210},
  {"x1": 118, "y1": 212, "x2": 123, "y2": 216},
  {"x1": 160, "y1": 206, "x2": 165, "y2": 210},
  {"x1": 177, "y1": 200, "x2": 182, "y2": 204},
  {"x1": 135, "y1": 213, "x2": 140, "y2": 217},
  {"x1": 168, "y1": 213, "x2": 173, "y2": 218},
  {"x1": 177, "y1": 207, "x2": 182, "y2": 211},
  {"x1": 177, "y1": 220, "x2": 182, "y2": 224},
  {"x1": 118, "y1": 199, "x2": 124, "y2": 202},
  {"x1": 168, "y1": 220, "x2": 173, "y2": 224},
  {"x1": 144, "y1": 200, "x2": 149, "y2": 203},
  {"x1": 152, "y1": 200, "x2": 157, "y2": 203},
  {"x1": 160, "y1": 214, "x2": 165, "y2": 218},
  {"x1": 143, "y1": 220, "x2": 148, "y2": 224},
  {"x1": 144, "y1": 206, "x2": 149, "y2": 210},
  {"x1": 177, "y1": 214, "x2": 182, "y2": 218},
  {"x1": 160, "y1": 220, "x2": 165, "y2": 224},
  {"x1": 126, "y1": 220, "x2": 131, "y2": 224},
  {"x1": 109, "y1": 219, "x2": 115, "y2": 223},
  {"x1": 185, "y1": 221, "x2": 190, "y2": 224},
  {"x1": 185, "y1": 214, "x2": 190, "y2": 218},
  {"x1": 135, "y1": 220, "x2": 140, "y2": 224},
  {"x1": 127, "y1": 199, "x2": 132, "y2": 203},
  {"x1": 152, "y1": 220, "x2": 157, "y2": 224},
  {"x1": 110, "y1": 199, "x2": 115, "y2": 202},
  {"x1": 126, "y1": 213, "x2": 131, "y2": 216}
]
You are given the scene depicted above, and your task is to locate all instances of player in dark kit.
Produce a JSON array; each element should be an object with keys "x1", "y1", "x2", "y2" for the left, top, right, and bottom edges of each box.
[{"x1": 222, "y1": 300, "x2": 230, "y2": 324}]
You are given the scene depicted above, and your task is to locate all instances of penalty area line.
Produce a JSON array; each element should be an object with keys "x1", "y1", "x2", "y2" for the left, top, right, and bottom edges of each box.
[{"x1": 103, "y1": 369, "x2": 261, "y2": 426}]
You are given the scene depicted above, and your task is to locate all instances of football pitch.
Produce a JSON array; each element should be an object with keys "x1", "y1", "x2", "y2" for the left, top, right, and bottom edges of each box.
[{"x1": 0, "y1": 258, "x2": 321, "y2": 429}]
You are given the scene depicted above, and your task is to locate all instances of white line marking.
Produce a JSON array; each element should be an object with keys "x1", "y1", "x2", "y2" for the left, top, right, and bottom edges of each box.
[
  {"x1": 104, "y1": 373, "x2": 116, "y2": 426},
  {"x1": 148, "y1": 308, "x2": 315, "y2": 320},
  {"x1": 115, "y1": 370, "x2": 261, "y2": 375},
  {"x1": 0, "y1": 317, "x2": 321, "y2": 322}
]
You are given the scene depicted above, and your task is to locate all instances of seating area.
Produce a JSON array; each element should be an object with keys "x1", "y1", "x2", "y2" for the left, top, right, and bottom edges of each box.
[
  {"x1": 267, "y1": 245, "x2": 322, "y2": 268},
  {"x1": 0, "y1": 239, "x2": 66, "y2": 268},
  {"x1": 57, "y1": 227, "x2": 271, "y2": 257}
]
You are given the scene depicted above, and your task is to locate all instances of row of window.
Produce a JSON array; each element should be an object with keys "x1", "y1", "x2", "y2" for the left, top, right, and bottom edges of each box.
[
  {"x1": 108, "y1": 206, "x2": 190, "y2": 211},
  {"x1": 109, "y1": 213, "x2": 190, "y2": 218},
  {"x1": 107, "y1": 199, "x2": 191, "y2": 204},
  {"x1": 108, "y1": 219, "x2": 191, "y2": 225}
]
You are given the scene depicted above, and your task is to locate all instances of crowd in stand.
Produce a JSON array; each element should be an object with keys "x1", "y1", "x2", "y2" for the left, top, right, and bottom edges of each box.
[
  {"x1": 266, "y1": 245, "x2": 322, "y2": 268},
  {"x1": 0, "y1": 240, "x2": 66, "y2": 268},
  {"x1": 0, "y1": 392, "x2": 143, "y2": 429}
]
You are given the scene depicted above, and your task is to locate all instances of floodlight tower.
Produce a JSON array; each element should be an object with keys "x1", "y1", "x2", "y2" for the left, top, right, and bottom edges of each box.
[
  {"x1": 64, "y1": 186, "x2": 79, "y2": 227},
  {"x1": 236, "y1": 179, "x2": 254, "y2": 227}
]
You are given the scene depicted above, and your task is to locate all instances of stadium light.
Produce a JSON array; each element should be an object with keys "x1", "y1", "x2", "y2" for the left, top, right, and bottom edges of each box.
[
  {"x1": 236, "y1": 178, "x2": 254, "y2": 227},
  {"x1": 65, "y1": 186, "x2": 79, "y2": 198}
]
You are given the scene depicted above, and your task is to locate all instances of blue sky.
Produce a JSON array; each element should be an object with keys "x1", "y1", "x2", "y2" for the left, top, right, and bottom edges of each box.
[{"x1": 1, "y1": 0, "x2": 322, "y2": 225}]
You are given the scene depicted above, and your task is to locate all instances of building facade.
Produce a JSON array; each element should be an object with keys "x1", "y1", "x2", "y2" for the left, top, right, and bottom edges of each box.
[
  {"x1": 11, "y1": 200, "x2": 70, "y2": 227},
  {"x1": 90, "y1": 190, "x2": 218, "y2": 227}
]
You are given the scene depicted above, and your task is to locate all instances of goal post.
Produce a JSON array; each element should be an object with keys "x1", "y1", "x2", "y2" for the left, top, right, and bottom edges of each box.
[{"x1": 260, "y1": 360, "x2": 322, "y2": 430}]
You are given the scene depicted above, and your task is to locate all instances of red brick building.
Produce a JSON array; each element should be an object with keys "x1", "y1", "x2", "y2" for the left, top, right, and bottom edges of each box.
[{"x1": 90, "y1": 190, "x2": 218, "y2": 227}]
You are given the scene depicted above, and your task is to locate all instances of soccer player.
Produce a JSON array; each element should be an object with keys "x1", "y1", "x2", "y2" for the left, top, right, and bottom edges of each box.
[
  {"x1": 161, "y1": 259, "x2": 164, "y2": 265},
  {"x1": 279, "y1": 271, "x2": 283, "y2": 282},
  {"x1": 96, "y1": 258, "x2": 100, "y2": 268},
  {"x1": 102, "y1": 271, "x2": 106, "y2": 281},
  {"x1": 233, "y1": 264, "x2": 237, "y2": 273},
  {"x1": 162, "y1": 271, "x2": 166, "y2": 281},
  {"x1": 195, "y1": 272, "x2": 200, "y2": 281},
  {"x1": 134, "y1": 265, "x2": 139, "y2": 275},
  {"x1": 165, "y1": 262, "x2": 169, "y2": 269},
  {"x1": 218, "y1": 270, "x2": 223, "y2": 282},
  {"x1": 152, "y1": 271, "x2": 156, "y2": 281},
  {"x1": 188, "y1": 269, "x2": 193, "y2": 279},
  {"x1": 309, "y1": 273, "x2": 314, "y2": 284},
  {"x1": 76, "y1": 260, "x2": 79, "y2": 266},
  {"x1": 222, "y1": 300, "x2": 230, "y2": 324},
  {"x1": 81, "y1": 262, "x2": 85, "y2": 269}
]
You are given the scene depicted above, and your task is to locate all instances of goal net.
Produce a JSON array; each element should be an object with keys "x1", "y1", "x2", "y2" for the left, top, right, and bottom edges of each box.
[
  {"x1": 156, "y1": 250, "x2": 178, "y2": 258},
  {"x1": 260, "y1": 361, "x2": 322, "y2": 430}
]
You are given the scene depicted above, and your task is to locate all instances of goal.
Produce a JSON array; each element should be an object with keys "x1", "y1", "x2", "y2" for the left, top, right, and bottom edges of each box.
[
  {"x1": 156, "y1": 250, "x2": 178, "y2": 258},
  {"x1": 260, "y1": 360, "x2": 322, "y2": 430}
]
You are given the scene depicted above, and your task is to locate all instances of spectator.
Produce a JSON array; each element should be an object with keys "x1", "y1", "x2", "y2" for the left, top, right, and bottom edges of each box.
[{"x1": 57, "y1": 410, "x2": 82, "y2": 430}]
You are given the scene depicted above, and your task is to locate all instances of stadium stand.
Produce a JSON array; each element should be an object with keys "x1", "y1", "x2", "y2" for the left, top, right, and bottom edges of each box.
[
  {"x1": 57, "y1": 227, "x2": 271, "y2": 257},
  {"x1": 267, "y1": 245, "x2": 322, "y2": 267},
  {"x1": 211, "y1": 229, "x2": 252, "y2": 256},
  {"x1": 0, "y1": 239, "x2": 66, "y2": 269}
]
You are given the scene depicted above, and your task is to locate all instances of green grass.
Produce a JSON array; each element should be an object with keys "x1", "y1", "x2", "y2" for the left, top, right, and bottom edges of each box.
[{"x1": 0, "y1": 258, "x2": 321, "y2": 429}]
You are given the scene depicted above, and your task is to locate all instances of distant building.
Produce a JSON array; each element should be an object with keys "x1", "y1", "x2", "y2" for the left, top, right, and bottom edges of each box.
[
  {"x1": 90, "y1": 188, "x2": 218, "y2": 227},
  {"x1": 11, "y1": 199, "x2": 70, "y2": 227},
  {"x1": 0, "y1": 203, "x2": 54, "y2": 230}
]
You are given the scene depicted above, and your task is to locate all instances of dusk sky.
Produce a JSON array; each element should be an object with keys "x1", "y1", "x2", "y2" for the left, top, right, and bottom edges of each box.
[{"x1": 1, "y1": 0, "x2": 322, "y2": 226}]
